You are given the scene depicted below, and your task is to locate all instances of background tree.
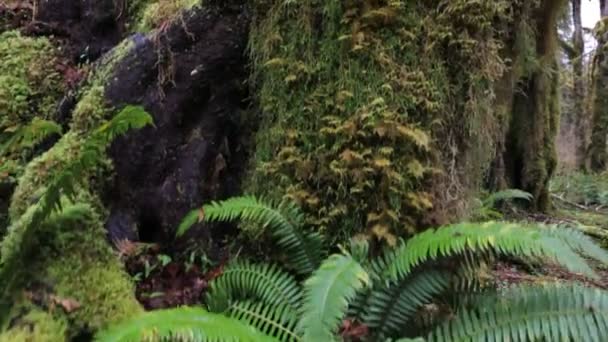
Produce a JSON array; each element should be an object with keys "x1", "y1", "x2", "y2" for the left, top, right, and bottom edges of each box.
[{"x1": 589, "y1": 0, "x2": 608, "y2": 171}]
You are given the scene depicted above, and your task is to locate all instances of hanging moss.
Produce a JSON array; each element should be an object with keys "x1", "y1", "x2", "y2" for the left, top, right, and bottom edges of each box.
[{"x1": 246, "y1": 0, "x2": 536, "y2": 243}]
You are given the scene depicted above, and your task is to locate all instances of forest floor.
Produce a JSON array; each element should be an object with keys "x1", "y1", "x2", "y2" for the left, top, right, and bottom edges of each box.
[{"x1": 116, "y1": 172, "x2": 608, "y2": 311}]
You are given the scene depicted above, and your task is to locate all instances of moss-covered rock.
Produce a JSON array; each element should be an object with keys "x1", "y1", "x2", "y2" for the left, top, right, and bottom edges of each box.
[
  {"x1": 1, "y1": 37, "x2": 143, "y2": 337},
  {"x1": 0, "y1": 201, "x2": 141, "y2": 339}
]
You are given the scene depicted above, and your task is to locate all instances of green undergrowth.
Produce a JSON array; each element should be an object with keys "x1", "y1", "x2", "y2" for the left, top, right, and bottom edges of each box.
[
  {"x1": 247, "y1": 0, "x2": 534, "y2": 244},
  {"x1": 551, "y1": 171, "x2": 608, "y2": 206}
]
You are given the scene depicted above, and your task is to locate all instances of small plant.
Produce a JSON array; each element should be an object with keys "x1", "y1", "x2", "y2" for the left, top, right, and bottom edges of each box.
[
  {"x1": 469, "y1": 188, "x2": 533, "y2": 221},
  {"x1": 97, "y1": 196, "x2": 608, "y2": 341}
]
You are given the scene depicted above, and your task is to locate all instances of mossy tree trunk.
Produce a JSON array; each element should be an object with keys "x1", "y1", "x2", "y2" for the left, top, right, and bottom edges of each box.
[
  {"x1": 501, "y1": 0, "x2": 563, "y2": 211},
  {"x1": 571, "y1": 0, "x2": 588, "y2": 169},
  {"x1": 589, "y1": 3, "x2": 608, "y2": 172}
]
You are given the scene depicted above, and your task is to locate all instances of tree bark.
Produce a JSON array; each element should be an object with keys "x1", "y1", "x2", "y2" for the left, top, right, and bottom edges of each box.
[
  {"x1": 503, "y1": 0, "x2": 562, "y2": 211},
  {"x1": 589, "y1": 0, "x2": 608, "y2": 171}
]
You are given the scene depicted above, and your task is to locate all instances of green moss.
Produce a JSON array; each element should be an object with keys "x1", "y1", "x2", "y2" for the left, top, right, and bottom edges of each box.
[
  {"x1": 589, "y1": 21, "x2": 608, "y2": 171},
  {"x1": 135, "y1": 0, "x2": 200, "y2": 33},
  {"x1": 9, "y1": 132, "x2": 81, "y2": 220},
  {"x1": 1, "y1": 200, "x2": 141, "y2": 338},
  {"x1": 0, "y1": 309, "x2": 67, "y2": 342},
  {"x1": 247, "y1": 0, "x2": 526, "y2": 242},
  {"x1": 0, "y1": 31, "x2": 64, "y2": 127},
  {"x1": 1, "y1": 36, "x2": 144, "y2": 335},
  {"x1": 39, "y1": 202, "x2": 142, "y2": 332}
]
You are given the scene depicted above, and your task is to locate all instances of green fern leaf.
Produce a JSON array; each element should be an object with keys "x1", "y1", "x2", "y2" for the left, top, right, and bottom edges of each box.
[
  {"x1": 363, "y1": 270, "x2": 450, "y2": 339},
  {"x1": 384, "y1": 222, "x2": 599, "y2": 282},
  {"x1": 96, "y1": 105, "x2": 154, "y2": 143},
  {"x1": 482, "y1": 189, "x2": 533, "y2": 207},
  {"x1": 178, "y1": 196, "x2": 323, "y2": 276},
  {"x1": 95, "y1": 307, "x2": 278, "y2": 342},
  {"x1": 0, "y1": 118, "x2": 61, "y2": 156},
  {"x1": 228, "y1": 301, "x2": 301, "y2": 342},
  {"x1": 546, "y1": 224, "x2": 608, "y2": 264},
  {"x1": 207, "y1": 260, "x2": 302, "y2": 312},
  {"x1": 298, "y1": 254, "x2": 369, "y2": 342},
  {"x1": 429, "y1": 284, "x2": 608, "y2": 341}
]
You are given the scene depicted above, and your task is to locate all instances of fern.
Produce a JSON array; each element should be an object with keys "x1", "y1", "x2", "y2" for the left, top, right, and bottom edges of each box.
[
  {"x1": 178, "y1": 196, "x2": 323, "y2": 276},
  {"x1": 206, "y1": 260, "x2": 302, "y2": 312},
  {"x1": 362, "y1": 270, "x2": 450, "y2": 339},
  {"x1": 0, "y1": 118, "x2": 62, "y2": 156},
  {"x1": 482, "y1": 189, "x2": 533, "y2": 207},
  {"x1": 384, "y1": 221, "x2": 600, "y2": 282},
  {"x1": 546, "y1": 224, "x2": 608, "y2": 264},
  {"x1": 228, "y1": 301, "x2": 300, "y2": 342},
  {"x1": 297, "y1": 253, "x2": 369, "y2": 342},
  {"x1": 94, "y1": 307, "x2": 278, "y2": 342},
  {"x1": 429, "y1": 284, "x2": 608, "y2": 341}
]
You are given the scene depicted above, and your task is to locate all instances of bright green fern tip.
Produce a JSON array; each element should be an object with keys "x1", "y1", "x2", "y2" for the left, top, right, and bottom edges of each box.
[
  {"x1": 95, "y1": 307, "x2": 279, "y2": 342},
  {"x1": 297, "y1": 253, "x2": 369, "y2": 342}
]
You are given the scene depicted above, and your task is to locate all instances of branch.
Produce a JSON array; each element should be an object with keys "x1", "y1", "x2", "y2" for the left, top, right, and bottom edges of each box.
[{"x1": 559, "y1": 38, "x2": 577, "y2": 59}]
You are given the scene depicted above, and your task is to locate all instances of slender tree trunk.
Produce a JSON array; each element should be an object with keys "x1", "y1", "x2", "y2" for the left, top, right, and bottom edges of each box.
[
  {"x1": 571, "y1": 0, "x2": 587, "y2": 168},
  {"x1": 589, "y1": 0, "x2": 608, "y2": 171}
]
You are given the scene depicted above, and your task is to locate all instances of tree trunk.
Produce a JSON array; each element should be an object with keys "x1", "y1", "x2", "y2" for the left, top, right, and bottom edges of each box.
[
  {"x1": 571, "y1": 0, "x2": 587, "y2": 168},
  {"x1": 589, "y1": 0, "x2": 608, "y2": 171},
  {"x1": 502, "y1": 0, "x2": 562, "y2": 211}
]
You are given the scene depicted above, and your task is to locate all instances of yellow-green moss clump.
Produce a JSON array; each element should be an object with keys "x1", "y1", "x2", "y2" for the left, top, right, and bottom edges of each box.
[
  {"x1": 0, "y1": 31, "x2": 64, "y2": 128},
  {"x1": 247, "y1": 0, "x2": 534, "y2": 244}
]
